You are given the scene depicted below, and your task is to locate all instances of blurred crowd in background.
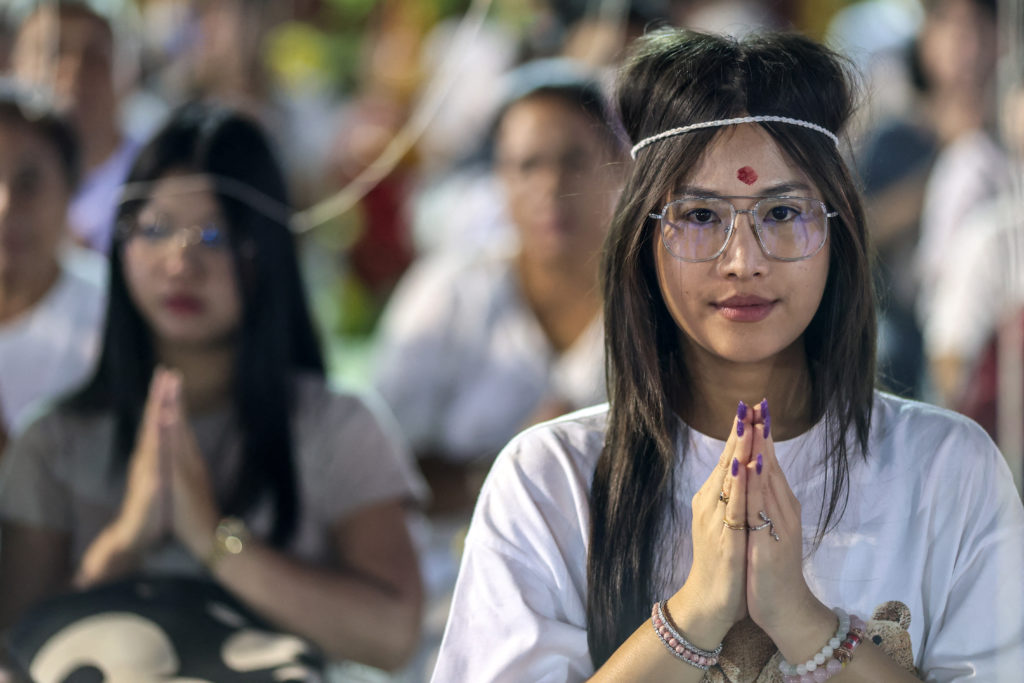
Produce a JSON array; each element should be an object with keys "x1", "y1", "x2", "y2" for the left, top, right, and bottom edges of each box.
[{"x1": 0, "y1": 0, "x2": 1022, "y2": 680}]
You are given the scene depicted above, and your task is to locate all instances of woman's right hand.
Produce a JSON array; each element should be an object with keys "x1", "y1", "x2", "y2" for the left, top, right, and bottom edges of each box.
[
  {"x1": 111, "y1": 368, "x2": 172, "y2": 554},
  {"x1": 666, "y1": 401, "x2": 754, "y2": 645}
]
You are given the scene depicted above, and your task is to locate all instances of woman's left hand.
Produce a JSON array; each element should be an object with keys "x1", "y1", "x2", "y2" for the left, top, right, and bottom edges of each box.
[
  {"x1": 744, "y1": 401, "x2": 822, "y2": 636},
  {"x1": 159, "y1": 371, "x2": 221, "y2": 560}
]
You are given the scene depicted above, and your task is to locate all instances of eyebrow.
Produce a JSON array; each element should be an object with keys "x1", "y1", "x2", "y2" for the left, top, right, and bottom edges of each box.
[{"x1": 675, "y1": 182, "x2": 814, "y2": 197}]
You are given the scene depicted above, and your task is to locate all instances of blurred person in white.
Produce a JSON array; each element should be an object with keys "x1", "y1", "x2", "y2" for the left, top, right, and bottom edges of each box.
[
  {"x1": 913, "y1": 0, "x2": 1009, "y2": 337},
  {"x1": 0, "y1": 79, "x2": 105, "y2": 456},
  {"x1": 10, "y1": 0, "x2": 139, "y2": 254},
  {"x1": 374, "y1": 60, "x2": 626, "y2": 514},
  {"x1": 827, "y1": 1, "x2": 936, "y2": 400},
  {"x1": 925, "y1": 79, "x2": 1024, "y2": 412}
]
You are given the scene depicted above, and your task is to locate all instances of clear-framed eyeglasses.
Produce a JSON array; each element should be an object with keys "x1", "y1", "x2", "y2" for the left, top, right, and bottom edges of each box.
[
  {"x1": 649, "y1": 195, "x2": 837, "y2": 262},
  {"x1": 120, "y1": 212, "x2": 230, "y2": 253}
]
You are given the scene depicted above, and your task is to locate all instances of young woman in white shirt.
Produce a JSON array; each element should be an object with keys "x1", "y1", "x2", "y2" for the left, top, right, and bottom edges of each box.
[{"x1": 432, "y1": 29, "x2": 1024, "y2": 683}]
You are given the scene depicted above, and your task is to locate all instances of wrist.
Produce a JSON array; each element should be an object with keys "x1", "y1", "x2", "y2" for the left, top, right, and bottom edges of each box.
[
  {"x1": 768, "y1": 597, "x2": 837, "y2": 665},
  {"x1": 75, "y1": 520, "x2": 143, "y2": 588},
  {"x1": 667, "y1": 586, "x2": 732, "y2": 650}
]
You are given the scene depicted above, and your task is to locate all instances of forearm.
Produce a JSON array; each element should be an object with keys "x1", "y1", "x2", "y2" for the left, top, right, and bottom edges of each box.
[
  {"x1": 591, "y1": 623, "x2": 714, "y2": 682},
  {"x1": 74, "y1": 522, "x2": 143, "y2": 588},
  {"x1": 591, "y1": 590, "x2": 728, "y2": 682},
  {"x1": 209, "y1": 541, "x2": 422, "y2": 670}
]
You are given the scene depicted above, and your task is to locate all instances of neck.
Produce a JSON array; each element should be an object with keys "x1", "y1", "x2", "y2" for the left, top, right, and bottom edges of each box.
[
  {"x1": 0, "y1": 258, "x2": 61, "y2": 324},
  {"x1": 156, "y1": 342, "x2": 236, "y2": 415},
  {"x1": 77, "y1": 118, "x2": 121, "y2": 172},
  {"x1": 517, "y1": 250, "x2": 601, "y2": 352},
  {"x1": 680, "y1": 336, "x2": 814, "y2": 442}
]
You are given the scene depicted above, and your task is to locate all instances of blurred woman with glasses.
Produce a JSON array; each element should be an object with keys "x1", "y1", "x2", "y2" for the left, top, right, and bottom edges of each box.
[
  {"x1": 432, "y1": 29, "x2": 1024, "y2": 682},
  {"x1": 0, "y1": 102, "x2": 425, "y2": 676}
]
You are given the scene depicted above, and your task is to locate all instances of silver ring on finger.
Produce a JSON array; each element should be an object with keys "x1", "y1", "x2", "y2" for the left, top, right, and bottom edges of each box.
[
  {"x1": 749, "y1": 510, "x2": 781, "y2": 542},
  {"x1": 718, "y1": 490, "x2": 729, "y2": 504}
]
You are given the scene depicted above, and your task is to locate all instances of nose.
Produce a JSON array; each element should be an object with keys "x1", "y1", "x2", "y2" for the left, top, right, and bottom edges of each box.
[
  {"x1": 161, "y1": 235, "x2": 204, "y2": 277},
  {"x1": 717, "y1": 210, "x2": 767, "y2": 278}
]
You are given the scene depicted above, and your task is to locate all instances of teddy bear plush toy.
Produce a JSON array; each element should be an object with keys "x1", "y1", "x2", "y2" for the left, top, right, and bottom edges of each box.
[{"x1": 704, "y1": 601, "x2": 919, "y2": 682}]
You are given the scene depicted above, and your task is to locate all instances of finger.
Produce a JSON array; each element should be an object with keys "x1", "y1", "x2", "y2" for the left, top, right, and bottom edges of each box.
[
  {"x1": 723, "y1": 451, "x2": 749, "y2": 536},
  {"x1": 711, "y1": 401, "x2": 753, "y2": 504},
  {"x1": 745, "y1": 449, "x2": 768, "y2": 530},
  {"x1": 156, "y1": 394, "x2": 176, "y2": 530},
  {"x1": 138, "y1": 369, "x2": 169, "y2": 449},
  {"x1": 761, "y1": 438, "x2": 800, "y2": 528},
  {"x1": 748, "y1": 479, "x2": 783, "y2": 549},
  {"x1": 755, "y1": 397, "x2": 769, "y2": 438},
  {"x1": 749, "y1": 398, "x2": 790, "y2": 507}
]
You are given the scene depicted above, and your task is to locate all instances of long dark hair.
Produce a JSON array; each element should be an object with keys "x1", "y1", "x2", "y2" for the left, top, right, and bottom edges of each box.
[
  {"x1": 67, "y1": 101, "x2": 324, "y2": 546},
  {"x1": 586, "y1": 30, "x2": 876, "y2": 666}
]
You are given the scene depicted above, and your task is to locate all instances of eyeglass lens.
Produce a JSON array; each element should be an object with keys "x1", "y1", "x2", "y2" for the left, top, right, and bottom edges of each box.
[
  {"x1": 661, "y1": 196, "x2": 827, "y2": 261},
  {"x1": 130, "y1": 212, "x2": 228, "y2": 250}
]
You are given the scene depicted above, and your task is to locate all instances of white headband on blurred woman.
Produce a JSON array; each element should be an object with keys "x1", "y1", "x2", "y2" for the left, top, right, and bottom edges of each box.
[{"x1": 629, "y1": 115, "x2": 840, "y2": 159}]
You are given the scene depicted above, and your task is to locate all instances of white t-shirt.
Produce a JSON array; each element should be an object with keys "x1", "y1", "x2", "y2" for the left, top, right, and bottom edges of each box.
[
  {"x1": 374, "y1": 249, "x2": 605, "y2": 461},
  {"x1": 432, "y1": 392, "x2": 1024, "y2": 682},
  {"x1": 0, "y1": 247, "x2": 107, "y2": 435},
  {"x1": 924, "y1": 195, "x2": 1024, "y2": 363}
]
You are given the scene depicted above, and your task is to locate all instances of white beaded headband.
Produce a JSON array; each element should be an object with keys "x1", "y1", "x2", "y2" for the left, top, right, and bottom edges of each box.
[{"x1": 629, "y1": 115, "x2": 840, "y2": 159}]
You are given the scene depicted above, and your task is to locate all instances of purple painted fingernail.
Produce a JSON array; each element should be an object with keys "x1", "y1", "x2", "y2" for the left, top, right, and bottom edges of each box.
[
  {"x1": 761, "y1": 398, "x2": 768, "y2": 420},
  {"x1": 737, "y1": 420, "x2": 744, "y2": 437},
  {"x1": 763, "y1": 415, "x2": 771, "y2": 439},
  {"x1": 756, "y1": 453, "x2": 763, "y2": 474},
  {"x1": 732, "y1": 457, "x2": 739, "y2": 477},
  {"x1": 737, "y1": 400, "x2": 747, "y2": 421}
]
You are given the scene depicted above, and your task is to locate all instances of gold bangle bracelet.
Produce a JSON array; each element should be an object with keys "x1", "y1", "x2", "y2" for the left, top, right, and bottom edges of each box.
[{"x1": 204, "y1": 516, "x2": 250, "y2": 570}]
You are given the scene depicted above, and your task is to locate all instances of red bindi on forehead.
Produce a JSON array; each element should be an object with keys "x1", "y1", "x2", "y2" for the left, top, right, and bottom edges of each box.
[{"x1": 737, "y1": 166, "x2": 758, "y2": 185}]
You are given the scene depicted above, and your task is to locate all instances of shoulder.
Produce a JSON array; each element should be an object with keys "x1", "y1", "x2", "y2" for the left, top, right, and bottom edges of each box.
[
  {"x1": 868, "y1": 391, "x2": 1005, "y2": 484},
  {"x1": 1, "y1": 404, "x2": 113, "y2": 480},
  {"x1": 290, "y1": 373, "x2": 394, "y2": 435},
  {"x1": 490, "y1": 404, "x2": 608, "y2": 484},
  {"x1": 288, "y1": 374, "x2": 427, "y2": 511},
  {"x1": 472, "y1": 405, "x2": 608, "y2": 543},
  {"x1": 17, "y1": 403, "x2": 109, "y2": 445},
  {"x1": 871, "y1": 391, "x2": 993, "y2": 446}
]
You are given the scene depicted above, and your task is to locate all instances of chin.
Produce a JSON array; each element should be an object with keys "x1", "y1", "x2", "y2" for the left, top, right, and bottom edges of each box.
[
  {"x1": 692, "y1": 330, "x2": 798, "y2": 366},
  {"x1": 154, "y1": 322, "x2": 234, "y2": 350}
]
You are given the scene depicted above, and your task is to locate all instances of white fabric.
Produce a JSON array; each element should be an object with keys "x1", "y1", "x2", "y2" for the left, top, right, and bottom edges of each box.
[
  {"x1": 915, "y1": 130, "x2": 1009, "y2": 325},
  {"x1": 374, "y1": 249, "x2": 605, "y2": 461},
  {"x1": 0, "y1": 245, "x2": 106, "y2": 435},
  {"x1": 432, "y1": 392, "x2": 1024, "y2": 682},
  {"x1": 69, "y1": 137, "x2": 139, "y2": 253},
  {"x1": 924, "y1": 195, "x2": 1024, "y2": 362}
]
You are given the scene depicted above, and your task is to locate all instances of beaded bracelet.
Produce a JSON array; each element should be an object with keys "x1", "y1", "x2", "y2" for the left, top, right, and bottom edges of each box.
[
  {"x1": 779, "y1": 608, "x2": 866, "y2": 683},
  {"x1": 650, "y1": 601, "x2": 723, "y2": 671}
]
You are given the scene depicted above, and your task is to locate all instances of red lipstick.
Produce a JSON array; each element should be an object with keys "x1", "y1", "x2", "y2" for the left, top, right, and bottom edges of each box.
[{"x1": 163, "y1": 294, "x2": 204, "y2": 315}]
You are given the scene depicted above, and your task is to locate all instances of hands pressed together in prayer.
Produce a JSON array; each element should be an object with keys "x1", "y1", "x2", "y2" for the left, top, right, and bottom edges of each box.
[
  {"x1": 76, "y1": 368, "x2": 222, "y2": 585},
  {"x1": 669, "y1": 400, "x2": 833, "y2": 655}
]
